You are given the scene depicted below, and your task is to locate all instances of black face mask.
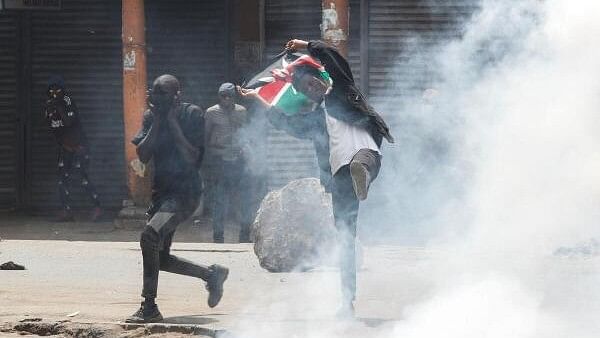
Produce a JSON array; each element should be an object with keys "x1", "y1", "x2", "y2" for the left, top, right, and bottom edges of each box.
[{"x1": 48, "y1": 86, "x2": 64, "y2": 100}]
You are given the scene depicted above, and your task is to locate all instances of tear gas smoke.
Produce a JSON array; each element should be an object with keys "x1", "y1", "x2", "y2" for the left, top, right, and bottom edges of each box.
[{"x1": 234, "y1": 0, "x2": 600, "y2": 336}]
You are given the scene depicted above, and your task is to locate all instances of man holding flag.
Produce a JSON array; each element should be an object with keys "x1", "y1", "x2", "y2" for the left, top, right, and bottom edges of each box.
[{"x1": 239, "y1": 39, "x2": 394, "y2": 317}]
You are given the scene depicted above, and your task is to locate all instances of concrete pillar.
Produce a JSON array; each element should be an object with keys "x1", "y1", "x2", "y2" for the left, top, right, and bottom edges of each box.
[
  {"x1": 322, "y1": 0, "x2": 349, "y2": 57},
  {"x1": 122, "y1": 0, "x2": 151, "y2": 207}
]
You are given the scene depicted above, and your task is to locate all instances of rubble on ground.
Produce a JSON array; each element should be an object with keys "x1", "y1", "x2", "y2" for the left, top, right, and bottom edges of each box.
[
  {"x1": 554, "y1": 238, "x2": 600, "y2": 258},
  {"x1": 0, "y1": 261, "x2": 26, "y2": 270},
  {"x1": 1, "y1": 319, "x2": 216, "y2": 337}
]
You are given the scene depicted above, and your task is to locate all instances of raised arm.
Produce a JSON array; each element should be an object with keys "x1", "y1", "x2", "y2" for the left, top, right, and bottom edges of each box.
[{"x1": 286, "y1": 39, "x2": 354, "y2": 87}]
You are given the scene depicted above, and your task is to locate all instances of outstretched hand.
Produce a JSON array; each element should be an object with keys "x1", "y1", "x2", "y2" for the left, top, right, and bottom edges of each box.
[
  {"x1": 237, "y1": 86, "x2": 259, "y2": 99},
  {"x1": 237, "y1": 86, "x2": 272, "y2": 110}
]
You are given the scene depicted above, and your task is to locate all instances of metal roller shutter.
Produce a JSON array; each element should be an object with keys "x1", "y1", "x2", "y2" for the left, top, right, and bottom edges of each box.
[
  {"x1": 368, "y1": 0, "x2": 479, "y2": 113},
  {"x1": 348, "y1": 0, "x2": 361, "y2": 84},
  {"x1": 28, "y1": 0, "x2": 125, "y2": 211},
  {"x1": 264, "y1": 0, "x2": 321, "y2": 189},
  {"x1": 264, "y1": 0, "x2": 362, "y2": 189},
  {"x1": 0, "y1": 12, "x2": 19, "y2": 210},
  {"x1": 145, "y1": 0, "x2": 228, "y2": 110}
]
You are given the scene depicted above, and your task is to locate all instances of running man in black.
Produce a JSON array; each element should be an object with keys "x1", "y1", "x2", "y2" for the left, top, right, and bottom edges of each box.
[{"x1": 126, "y1": 74, "x2": 229, "y2": 323}]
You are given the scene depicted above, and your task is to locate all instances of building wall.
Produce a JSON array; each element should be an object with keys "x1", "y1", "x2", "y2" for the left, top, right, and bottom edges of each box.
[{"x1": 0, "y1": 0, "x2": 231, "y2": 212}]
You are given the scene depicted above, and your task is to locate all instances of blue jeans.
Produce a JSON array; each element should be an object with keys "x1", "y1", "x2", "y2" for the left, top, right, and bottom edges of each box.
[
  {"x1": 211, "y1": 158, "x2": 247, "y2": 242},
  {"x1": 332, "y1": 149, "x2": 381, "y2": 304}
]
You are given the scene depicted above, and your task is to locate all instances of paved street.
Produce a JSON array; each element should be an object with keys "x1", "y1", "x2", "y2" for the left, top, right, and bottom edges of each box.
[
  {"x1": 0, "y1": 218, "x2": 429, "y2": 337},
  {"x1": 2, "y1": 218, "x2": 600, "y2": 337}
]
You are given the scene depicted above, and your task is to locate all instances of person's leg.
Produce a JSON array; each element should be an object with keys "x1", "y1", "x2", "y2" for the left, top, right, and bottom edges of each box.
[
  {"x1": 159, "y1": 235, "x2": 228, "y2": 308},
  {"x1": 212, "y1": 160, "x2": 227, "y2": 243},
  {"x1": 129, "y1": 205, "x2": 182, "y2": 323},
  {"x1": 57, "y1": 149, "x2": 74, "y2": 220},
  {"x1": 74, "y1": 149, "x2": 101, "y2": 207},
  {"x1": 159, "y1": 236, "x2": 211, "y2": 280},
  {"x1": 140, "y1": 208, "x2": 182, "y2": 304},
  {"x1": 349, "y1": 149, "x2": 382, "y2": 201},
  {"x1": 228, "y1": 159, "x2": 250, "y2": 243},
  {"x1": 157, "y1": 200, "x2": 228, "y2": 308},
  {"x1": 238, "y1": 170, "x2": 253, "y2": 242},
  {"x1": 73, "y1": 148, "x2": 102, "y2": 221},
  {"x1": 131, "y1": 198, "x2": 192, "y2": 323},
  {"x1": 331, "y1": 166, "x2": 360, "y2": 313}
]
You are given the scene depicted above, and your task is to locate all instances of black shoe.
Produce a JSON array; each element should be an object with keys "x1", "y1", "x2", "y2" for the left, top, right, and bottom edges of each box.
[
  {"x1": 213, "y1": 234, "x2": 225, "y2": 244},
  {"x1": 206, "y1": 264, "x2": 229, "y2": 308},
  {"x1": 350, "y1": 162, "x2": 370, "y2": 201},
  {"x1": 125, "y1": 302, "x2": 163, "y2": 323}
]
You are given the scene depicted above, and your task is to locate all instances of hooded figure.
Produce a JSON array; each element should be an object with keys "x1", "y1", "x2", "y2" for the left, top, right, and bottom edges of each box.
[
  {"x1": 239, "y1": 39, "x2": 394, "y2": 318},
  {"x1": 44, "y1": 76, "x2": 102, "y2": 222}
]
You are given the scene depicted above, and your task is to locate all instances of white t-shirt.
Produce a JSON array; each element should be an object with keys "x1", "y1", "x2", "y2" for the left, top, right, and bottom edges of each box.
[{"x1": 324, "y1": 104, "x2": 380, "y2": 175}]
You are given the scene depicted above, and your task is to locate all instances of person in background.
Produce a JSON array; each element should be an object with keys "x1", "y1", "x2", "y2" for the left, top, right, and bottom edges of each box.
[
  {"x1": 204, "y1": 83, "x2": 250, "y2": 243},
  {"x1": 127, "y1": 74, "x2": 229, "y2": 323},
  {"x1": 43, "y1": 76, "x2": 102, "y2": 222}
]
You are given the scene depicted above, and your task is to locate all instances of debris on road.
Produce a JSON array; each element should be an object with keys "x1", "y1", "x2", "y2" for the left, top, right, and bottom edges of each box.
[
  {"x1": 554, "y1": 238, "x2": 600, "y2": 258},
  {"x1": 0, "y1": 261, "x2": 26, "y2": 270},
  {"x1": 19, "y1": 318, "x2": 42, "y2": 323}
]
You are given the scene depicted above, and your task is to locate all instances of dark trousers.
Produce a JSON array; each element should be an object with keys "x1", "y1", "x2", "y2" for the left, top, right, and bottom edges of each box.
[
  {"x1": 141, "y1": 197, "x2": 211, "y2": 300},
  {"x1": 211, "y1": 158, "x2": 251, "y2": 242},
  {"x1": 331, "y1": 149, "x2": 381, "y2": 304},
  {"x1": 57, "y1": 147, "x2": 100, "y2": 211}
]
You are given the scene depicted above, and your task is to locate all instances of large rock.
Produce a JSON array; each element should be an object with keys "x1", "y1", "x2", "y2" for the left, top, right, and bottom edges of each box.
[{"x1": 252, "y1": 178, "x2": 337, "y2": 272}]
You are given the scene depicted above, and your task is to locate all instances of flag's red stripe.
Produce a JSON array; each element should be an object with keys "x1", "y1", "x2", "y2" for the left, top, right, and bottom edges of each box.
[{"x1": 258, "y1": 80, "x2": 286, "y2": 103}]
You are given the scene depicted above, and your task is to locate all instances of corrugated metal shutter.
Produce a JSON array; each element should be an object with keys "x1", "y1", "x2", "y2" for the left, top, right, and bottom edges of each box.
[
  {"x1": 264, "y1": 0, "x2": 362, "y2": 189},
  {"x1": 0, "y1": 12, "x2": 19, "y2": 210},
  {"x1": 348, "y1": 0, "x2": 361, "y2": 84},
  {"x1": 264, "y1": 0, "x2": 322, "y2": 189},
  {"x1": 145, "y1": 0, "x2": 228, "y2": 110},
  {"x1": 28, "y1": 0, "x2": 126, "y2": 211},
  {"x1": 368, "y1": 0, "x2": 478, "y2": 113}
]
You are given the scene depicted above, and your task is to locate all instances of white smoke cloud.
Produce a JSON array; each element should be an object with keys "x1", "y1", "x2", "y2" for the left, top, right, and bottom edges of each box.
[
  {"x1": 373, "y1": 0, "x2": 600, "y2": 337},
  {"x1": 233, "y1": 0, "x2": 600, "y2": 336}
]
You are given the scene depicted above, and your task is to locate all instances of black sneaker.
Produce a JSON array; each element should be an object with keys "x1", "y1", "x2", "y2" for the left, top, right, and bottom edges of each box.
[
  {"x1": 350, "y1": 162, "x2": 371, "y2": 201},
  {"x1": 206, "y1": 264, "x2": 229, "y2": 308},
  {"x1": 125, "y1": 302, "x2": 163, "y2": 323}
]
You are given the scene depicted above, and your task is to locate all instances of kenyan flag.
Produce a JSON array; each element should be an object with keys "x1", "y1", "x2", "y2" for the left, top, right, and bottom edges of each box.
[
  {"x1": 257, "y1": 81, "x2": 311, "y2": 115},
  {"x1": 246, "y1": 53, "x2": 332, "y2": 116}
]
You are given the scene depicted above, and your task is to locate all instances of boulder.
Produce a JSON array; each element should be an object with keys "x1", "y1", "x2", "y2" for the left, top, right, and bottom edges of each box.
[{"x1": 252, "y1": 178, "x2": 337, "y2": 272}]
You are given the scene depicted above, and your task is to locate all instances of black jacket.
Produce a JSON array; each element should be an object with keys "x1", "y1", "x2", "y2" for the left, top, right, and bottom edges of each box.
[
  {"x1": 307, "y1": 40, "x2": 394, "y2": 146},
  {"x1": 266, "y1": 40, "x2": 394, "y2": 191}
]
